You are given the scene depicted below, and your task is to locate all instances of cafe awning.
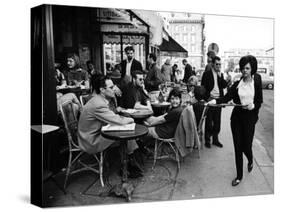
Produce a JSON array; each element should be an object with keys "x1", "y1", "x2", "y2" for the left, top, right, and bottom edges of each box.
[{"x1": 159, "y1": 35, "x2": 188, "y2": 57}]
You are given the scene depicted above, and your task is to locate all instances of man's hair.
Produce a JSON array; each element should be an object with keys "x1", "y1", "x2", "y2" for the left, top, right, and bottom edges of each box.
[
  {"x1": 148, "y1": 53, "x2": 157, "y2": 62},
  {"x1": 212, "y1": 56, "x2": 221, "y2": 64},
  {"x1": 132, "y1": 70, "x2": 144, "y2": 79},
  {"x1": 92, "y1": 75, "x2": 111, "y2": 94},
  {"x1": 125, "y1": 46, "x2": 134, "y2": 53},
  {"x1": 167, "y1": 88, "x2": 182, "y2": 102},
  {"x1": 239, "y1": 55, "x2": 258, "y2": 75},
  {"x1": 182, "y1": 59, "x2": 187, "y2": 63},
  {"x1": 67, "y1": 53, "x2": 80, "y2": 68}
]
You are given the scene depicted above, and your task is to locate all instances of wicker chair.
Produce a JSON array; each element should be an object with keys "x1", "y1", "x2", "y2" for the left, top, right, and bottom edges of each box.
[
  {"x1": 153, "y1": 137, "x2": 181, "y2": 170},
  {"x1": 79, "y1": 94, "x2": 93, "y2": 107},
  {"x1": 60, "y1": 100, "x2": 105, "y2": 190}
]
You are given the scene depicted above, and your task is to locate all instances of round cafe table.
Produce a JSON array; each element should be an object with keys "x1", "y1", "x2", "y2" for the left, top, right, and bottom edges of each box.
[
  {"x1": 121, "y1": 109, "x2": 153, "y2": 124},
  {"x1": 101, "y1": 124, "x2": 148, "y2": 201}
]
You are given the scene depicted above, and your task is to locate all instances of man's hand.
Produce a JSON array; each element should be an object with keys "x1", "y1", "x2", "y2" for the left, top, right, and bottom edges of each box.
[
  {"x1": 116, "y1": 106, "x2": 123, "y2": 113},
  {"x1": 207, "y1": 99, "x2": 216, "y2": 105},
  {"x1": 113, "y1": 85, "x2": 122, "y2": 97}
]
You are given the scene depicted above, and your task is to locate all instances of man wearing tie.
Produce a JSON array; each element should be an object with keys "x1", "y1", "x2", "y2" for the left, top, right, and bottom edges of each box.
[{"x1": 201, "y1": 56, "x2": 227, "y2": 148}]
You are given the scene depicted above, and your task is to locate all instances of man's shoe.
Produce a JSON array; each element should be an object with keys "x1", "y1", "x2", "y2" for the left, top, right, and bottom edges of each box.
[
  {"x1": 205, "y1": 142, "x2": 211, "y2": 148},
  {"x1": 248, "y1": 163, "x2": 253, "y2": 172},
  {"x1": 231, "y1": 178, "x2": 241, "y2": 186},
  {"x1": 213, "y1": 141, "x2": 223, "y2": 148}
]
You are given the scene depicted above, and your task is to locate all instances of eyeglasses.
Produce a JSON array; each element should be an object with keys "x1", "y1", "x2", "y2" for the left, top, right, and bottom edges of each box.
[
  {"x1": 215, "y1": 63, "x2": 221, "y2": 66},
  {"x1": 138, "y1": 78, "x2": 144, "y2": 81}
]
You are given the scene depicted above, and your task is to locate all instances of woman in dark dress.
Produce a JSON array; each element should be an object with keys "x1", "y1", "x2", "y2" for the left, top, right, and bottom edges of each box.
[{"x1": 208, "y1": 55, "x2": 263, "y2": 186}]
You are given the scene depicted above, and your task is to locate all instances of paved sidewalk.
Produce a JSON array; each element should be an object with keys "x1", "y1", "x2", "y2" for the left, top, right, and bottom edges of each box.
[{"x1": 43, "y1": 107, "x2": 273, "y2": 207}]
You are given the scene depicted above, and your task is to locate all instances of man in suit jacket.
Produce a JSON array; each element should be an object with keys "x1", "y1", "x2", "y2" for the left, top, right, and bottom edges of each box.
[
  {"x1": 120, "y1": 46, "x2": 143, "y2": 80},
  {"x1": 201, "y1": 56, "x2": 227, "y2": 148},
  {"x1": 78, "y1": 75, "x2": 143, "y2": 177}
]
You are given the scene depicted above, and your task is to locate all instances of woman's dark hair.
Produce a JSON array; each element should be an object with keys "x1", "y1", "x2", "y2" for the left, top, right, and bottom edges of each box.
[
  {"x1": 239, "y1": 55, "x2": 258, "y2": 75},
  {"x1": 148, "y1": 53, "x2": 157, "y2": 62},
  {"x1": 167, "y1": 88, "x2": 182, "y2": 102},
  {"x1": 67, "y1": 53, "x2": 80, "y2": 69},
  {"x1": 92, "y1": 75, "x2": 111, "y2": 94}
]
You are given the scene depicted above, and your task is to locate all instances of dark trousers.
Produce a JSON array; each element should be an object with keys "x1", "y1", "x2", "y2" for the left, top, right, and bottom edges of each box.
[
  {"x1": 205, "y1": 106, "x2": 221, "y2": 143},
  {"x1": 230, "y1": 112, "x2": 257, "y2": 180}
]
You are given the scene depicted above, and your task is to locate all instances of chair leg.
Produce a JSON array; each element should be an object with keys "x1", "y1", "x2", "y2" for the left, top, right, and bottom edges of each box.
[
  {"x1": 64, "y1": 150, "x2": 73, "y2": 190},
  {"x1": 99, "y1": 152, "x2": 104, "y2": 187},
  {"x1": 175, "y1": 150, "x2": 180, "y2": 170},
  {"x1": 153, "y1": 139, "x2": 158, "y2": 170}
]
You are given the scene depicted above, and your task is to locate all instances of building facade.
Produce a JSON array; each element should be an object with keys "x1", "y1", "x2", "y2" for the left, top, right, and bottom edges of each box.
[{"x1": 161, "y1": 13, "x2": 205, "y2": 70}]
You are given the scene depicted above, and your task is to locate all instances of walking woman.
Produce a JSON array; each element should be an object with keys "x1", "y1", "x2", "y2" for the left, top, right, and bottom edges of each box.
[{"x1": 208, "y1": 55, "x2": 263, "y2": 186}]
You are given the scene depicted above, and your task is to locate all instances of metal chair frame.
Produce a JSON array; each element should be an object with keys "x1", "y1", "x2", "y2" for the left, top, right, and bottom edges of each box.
[
  {"x1": 60, "y1": 101, "x2": 105, "y2": 190},
  {"x1": 153, "y1": 137, "x2": 181, "y2": 171}
]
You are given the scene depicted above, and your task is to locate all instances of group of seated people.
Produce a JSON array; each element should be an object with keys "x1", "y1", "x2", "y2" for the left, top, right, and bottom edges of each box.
[{"x1": 76, "y1": 70, "x2": 205, "y2": 178}]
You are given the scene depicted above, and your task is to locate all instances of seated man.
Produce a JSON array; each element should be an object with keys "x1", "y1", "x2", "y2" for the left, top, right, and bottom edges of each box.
[
  {"x1": 144, "y1": 88, "x2": 183, "y2": 139},
  {"x1": 120, "y1": 70, "x2": 153, "y2": 111},
  {"x1": 78, "y1": 75, "x2": 143, "y2": 178}
]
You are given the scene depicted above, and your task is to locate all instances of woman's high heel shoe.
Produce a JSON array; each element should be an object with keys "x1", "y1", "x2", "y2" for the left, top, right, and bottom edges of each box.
[
  {"x1": 231, "y1": 178, "x2": 241, "y2": 186},
  {"x1": 248, "y1": 163, "x2": 253, "y2": 172}
]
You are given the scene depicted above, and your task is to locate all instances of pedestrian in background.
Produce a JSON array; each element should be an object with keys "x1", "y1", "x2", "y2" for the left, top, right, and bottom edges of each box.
[
  {"x1": 160, "y1": 58, "x2": 173, "y2": 82},
  {"x1": 208, "y1": 55, "x2": 263, "y2": 186},
  {"x1": 205, "y1": 51, "x2": 216, "y2": 72},
  {"x1": 145, "y1": 53, "x2": 162, "y2": 92},
  {"x1": 182, "y1": 59, "x2": 194, "y2": 83}
]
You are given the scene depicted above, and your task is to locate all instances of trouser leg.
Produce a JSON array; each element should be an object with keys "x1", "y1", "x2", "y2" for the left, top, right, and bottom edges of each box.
[
  {"x1": 205, "y1": 107, "x2": 214, "y2": 143},
  {"x1": 127, "y1": 139, "x2": 138, "y2": 154},
  {"x1": 242, "y1": 119, "x2": 256, "y2": 165},
  {"x1": 231, "y1": 119, "x2": 243, "y2": 180},
  {"x1": 212, "y1": 107, "x2": 222, "y2": 141}
]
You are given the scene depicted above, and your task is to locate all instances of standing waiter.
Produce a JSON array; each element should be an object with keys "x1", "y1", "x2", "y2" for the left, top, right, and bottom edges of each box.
[{"x1": 201, "y1": 56, "x2": 227, "y2": 148}]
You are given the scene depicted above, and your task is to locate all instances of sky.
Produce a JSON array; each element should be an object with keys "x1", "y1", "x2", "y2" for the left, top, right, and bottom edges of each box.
[{"x1": 204, "y1": 14, "x2": 274, "y2": 54}]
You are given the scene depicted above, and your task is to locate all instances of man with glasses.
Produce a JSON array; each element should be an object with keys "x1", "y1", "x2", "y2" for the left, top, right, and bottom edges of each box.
[
  {"x1": 120, "y1": 70, "x2": 153, "y2": 111},
  {"x1": 78, "y1": 75, "x2": 143, "y2": 178},
  {"x1": 201, "y1": 56, "x2": 227, "y2": 148}
]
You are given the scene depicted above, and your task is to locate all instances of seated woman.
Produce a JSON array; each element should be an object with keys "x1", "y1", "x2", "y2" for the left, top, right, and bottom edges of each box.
[
  {"x1": 64, "y1": 53, "x2": 90, "y2": 89},
  {"x1": 144, "y1": 88, "x2": 183, "y2": 139}
]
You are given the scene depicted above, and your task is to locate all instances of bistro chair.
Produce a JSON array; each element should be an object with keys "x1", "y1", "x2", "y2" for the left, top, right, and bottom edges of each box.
[
  {"x1": 60, "y1": 100, "x2": 105, "y2": 190},
  {"x1": 153, "y1": 137, "x2": 181, "y2": 171},
  {"x1": 79, "y1": 94, "x2": 93, "y2": 107}
]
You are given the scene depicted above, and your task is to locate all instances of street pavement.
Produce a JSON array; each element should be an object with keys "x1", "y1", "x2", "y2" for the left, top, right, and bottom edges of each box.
[{"x1": 43, "y1": 106, "x2": 274, "y2": 207}]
